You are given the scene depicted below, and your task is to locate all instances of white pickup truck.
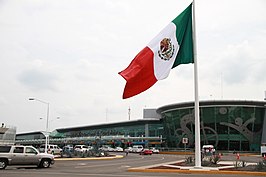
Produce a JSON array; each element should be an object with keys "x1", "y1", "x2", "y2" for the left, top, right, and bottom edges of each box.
[{"x1": 0, "y1": 145, "x2": 55, "y2": 169}]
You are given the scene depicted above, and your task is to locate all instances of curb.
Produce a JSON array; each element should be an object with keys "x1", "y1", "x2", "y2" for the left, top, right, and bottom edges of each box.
[
  {"x1": 127, "y1": 168, "x2": 266, "y2": 176},
  {"x1": 159, "y1": 151, "x2": 260, "y2": 156}
]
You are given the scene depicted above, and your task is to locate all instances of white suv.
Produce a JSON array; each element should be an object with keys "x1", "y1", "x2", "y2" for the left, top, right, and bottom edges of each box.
[
  {"x1": 74, "y1": 145, "x2": 90, "y2": 153},
  {"x1": 39, "y1": 144, "x2": 62, "y2": 155},
  {"x1": 132, "y1": 145, "x2": 143, "y2": 153}
]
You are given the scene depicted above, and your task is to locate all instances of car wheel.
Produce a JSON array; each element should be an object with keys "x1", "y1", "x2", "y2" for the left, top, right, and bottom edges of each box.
[
  {"x1": 40, "y1": 159, "x2": 51, "y2": 168},
  {"x1": 0, "y1": 159, "x2": 7, "y2": 170}
]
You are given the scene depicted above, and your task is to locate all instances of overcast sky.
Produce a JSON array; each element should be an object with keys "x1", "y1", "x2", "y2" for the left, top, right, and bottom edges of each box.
[{"x1": 1, "y1": 0, "x2": 266, "y2": 133}]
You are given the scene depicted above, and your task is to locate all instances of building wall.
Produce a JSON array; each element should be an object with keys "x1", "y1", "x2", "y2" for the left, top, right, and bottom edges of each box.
[
  {"x1": 15, "y1": 100, "x2": 266, "y2": 152},
  {"x1": 16, "y1": 132, "x2": 45, "y2": 140},
  {"x1": 261, "y1": 109, "x2": 266, "y2": 144},
  {"x1": 159, "y1": 102, "x2": 265, "y2": 152},
  {"x1": 0, "y1": 125, "x2": 16, "y2": 145},
  {"x1": 62, "y1": 124, "x2": 163, "y2": 138},
  {"x1": 50, "y1": 121, "x2": 163, "y2": 147}
]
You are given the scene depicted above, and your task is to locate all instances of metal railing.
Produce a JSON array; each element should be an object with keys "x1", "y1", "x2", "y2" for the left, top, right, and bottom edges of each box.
[{"x1": 16, "y1": 135, "x2": 163, "y2": 145}]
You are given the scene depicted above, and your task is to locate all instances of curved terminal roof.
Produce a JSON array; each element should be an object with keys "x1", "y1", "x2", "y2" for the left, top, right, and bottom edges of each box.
[
  {"x1": 157, "y1": 100, "x2": 266, "y2": 114},
  {"x1": 56, "y1": 118, "x2": 161, "y2": 133}
]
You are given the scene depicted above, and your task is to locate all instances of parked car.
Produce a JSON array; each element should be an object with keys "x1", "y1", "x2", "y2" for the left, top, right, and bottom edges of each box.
[
  {"x1": 114, "y1": 147, "x2": 123, "y2": 152},
  {"x1": 74, "y1": 145, "x2": 90, "y2": 153},
  {"x1": 0, "y1": 145, "x2": 55, "y2": 169},
  {"x1": 150, "y1": 147, "x2": 159, "y2": 154},
  {"x1": 100, "y1": 145, "x2": 114, "y2": 152},
  {"x1": 88, "y1": 146, "x2": 94, "y2": 150},
  {"x1": 63, "y1": 145, "x2": 73, "y2": 153},
  {"x1": 62, "y1": 145, "x2": 74, "y2": 157},
  {"x1": 39, "y1": 144, "x2": 62, "y2": 155},
  {"x1": 140, "y1": 149, "x2": 153, "y2": 155},
  {"x1": 124, "y1": 147, "x2": 133, "y2": 153},
  {"x1": 132, "y1": 145, "x2": 143, "y2": 153}
]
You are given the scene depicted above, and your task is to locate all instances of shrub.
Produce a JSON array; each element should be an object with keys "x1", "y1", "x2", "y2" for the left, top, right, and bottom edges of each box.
[
  {"x1": 256, "y1": 159, "x2": 266, "y2": 171},
  {"x1": 185, "y1": 156, "x2": 194, "y2": 164},
  {"x1": 211, "y1": 155, "x2": 221, "y2": 164}
]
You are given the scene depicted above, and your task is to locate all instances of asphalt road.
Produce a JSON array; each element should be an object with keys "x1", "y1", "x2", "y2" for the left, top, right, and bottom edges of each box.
[{"x1": 0, "y1": 152, "x2": 262, "y2": 177}]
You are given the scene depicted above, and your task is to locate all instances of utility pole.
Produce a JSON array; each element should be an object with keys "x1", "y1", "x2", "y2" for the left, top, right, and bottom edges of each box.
[{"x1": 128, "y1": 107, "x2": 131, "y2": 120}]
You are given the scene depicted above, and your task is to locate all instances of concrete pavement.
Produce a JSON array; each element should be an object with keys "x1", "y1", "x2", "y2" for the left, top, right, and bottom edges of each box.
[{"x1": 55, "y1": 152, "x2": 266, "y2": 176}]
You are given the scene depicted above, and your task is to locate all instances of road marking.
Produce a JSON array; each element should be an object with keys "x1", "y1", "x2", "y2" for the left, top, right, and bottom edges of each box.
[
  {"x1": 74, "y1": 156, "x2": 166, "y2": 169},
  {"x1": 77, "y1": 163, "x2": 87, "y2": 166},
  {"x1": 120, "y1": 165, "x2": 131, "y2": 168}
]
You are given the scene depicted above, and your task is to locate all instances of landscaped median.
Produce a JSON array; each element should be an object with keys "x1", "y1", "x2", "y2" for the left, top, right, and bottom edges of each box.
[
  {"x1": 127, "y1": 159, "x2": 266, "y2": 176},
  {"x1": 128, "y1": 167, "x2": 266, "y2": 176}
]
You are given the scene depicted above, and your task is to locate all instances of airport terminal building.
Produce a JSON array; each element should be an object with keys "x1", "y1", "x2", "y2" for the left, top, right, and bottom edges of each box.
[
  {"x1": 16, "y1": 100, "x2": 266, "y2": 152},
  {"x1": 0, "y1": 124, "x2": 16, "y2": 145}
]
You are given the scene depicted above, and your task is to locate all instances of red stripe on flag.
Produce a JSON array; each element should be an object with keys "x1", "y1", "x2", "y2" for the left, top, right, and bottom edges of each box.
[{"x1": 119, "y1": 47, "x2": 157, "y2": 99}]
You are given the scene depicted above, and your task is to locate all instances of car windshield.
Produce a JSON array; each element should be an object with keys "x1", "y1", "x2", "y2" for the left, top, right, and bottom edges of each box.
[{"x1": 0, "y1": 146, "x2": 11, "y2": 153}]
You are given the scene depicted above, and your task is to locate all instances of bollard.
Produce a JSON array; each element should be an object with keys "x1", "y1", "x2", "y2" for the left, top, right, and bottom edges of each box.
[
  {"x1": 218, "y1": 153, "x2": 222, "y2": 159},
  {"x1": 236, "y1": 153, "x2": 240, "y2": 160}
]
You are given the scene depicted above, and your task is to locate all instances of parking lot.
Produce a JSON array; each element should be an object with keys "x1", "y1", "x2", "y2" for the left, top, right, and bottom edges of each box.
[{"x1": 0, "y1": 152, "x2": 263, "y2": 177}]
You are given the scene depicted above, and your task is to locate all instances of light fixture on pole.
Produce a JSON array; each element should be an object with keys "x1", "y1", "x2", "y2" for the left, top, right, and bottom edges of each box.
[
  {"x1": 29, "y1": 97, "x2": 49, "y2": 154},
  {"x1": 39, "y1": 116, "x2": 60, "y2": 145}
]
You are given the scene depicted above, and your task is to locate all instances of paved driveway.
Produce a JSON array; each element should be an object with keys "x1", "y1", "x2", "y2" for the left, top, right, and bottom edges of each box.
[{"x1": 0, "y1": 152, "x2": 264, "y2": 177}]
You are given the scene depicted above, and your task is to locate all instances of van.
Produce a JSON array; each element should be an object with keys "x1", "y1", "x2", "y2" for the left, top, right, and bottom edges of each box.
[
  {"x1": 132, "y1": 145, "x2": 143, "y2": 153},
  {"x1": 202, "y1": 145, "x2": 215, "y2": 155}
]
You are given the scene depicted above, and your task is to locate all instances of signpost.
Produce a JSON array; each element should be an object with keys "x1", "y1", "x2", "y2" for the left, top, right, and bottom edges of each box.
[{"x1": 182, "y1": 138, "x2": 188, "y2": 152}]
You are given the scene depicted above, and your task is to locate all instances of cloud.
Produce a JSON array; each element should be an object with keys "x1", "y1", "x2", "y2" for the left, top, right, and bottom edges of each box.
[
  {"x1": 219, "y1": 41, "x2": 252, "y2": 84},
  {"x1": 18, "y1": 69, "x2": 58, "y2": 91},
  {"x1": 0, "y1": 0, "x2": 265, "y2": 133}
]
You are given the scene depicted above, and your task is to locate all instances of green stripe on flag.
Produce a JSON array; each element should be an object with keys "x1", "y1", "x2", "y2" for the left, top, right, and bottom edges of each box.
[{"x1": 172, "y1": 3, "x2": 194, "y2": 68}]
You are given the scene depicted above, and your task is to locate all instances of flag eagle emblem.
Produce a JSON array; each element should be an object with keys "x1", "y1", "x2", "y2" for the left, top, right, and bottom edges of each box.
[{"x1": 158, "y1": 38, "x2": 175, "y2": 61}]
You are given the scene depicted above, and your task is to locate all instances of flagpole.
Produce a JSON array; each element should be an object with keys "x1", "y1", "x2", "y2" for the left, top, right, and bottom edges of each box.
[{"x1": 192, "y1": 0, "x2": 201, "y2": 168}]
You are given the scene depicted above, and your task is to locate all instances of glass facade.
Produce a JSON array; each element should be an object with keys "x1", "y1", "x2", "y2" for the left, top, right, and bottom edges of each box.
[
  {"x1": 57, "y1": 123, "x2": 163, "y2": 138},
  {"x1": 16, "y1": 132, "x2": 45, "y2": 141},
  {"x1": 64, "y1": 125, "x2": 146, "y2": 138},
  {"x1": 158, "y1": 101, "x2": 266, "y2": 152},
  {"x1": 16, "y1": 100, "x2": 266, "y2": 152},
  {"x1": 51, "y1": 120, "x2": 163, "y2": 148}
]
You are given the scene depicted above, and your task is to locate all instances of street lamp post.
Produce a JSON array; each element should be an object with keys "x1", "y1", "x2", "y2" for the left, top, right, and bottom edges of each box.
[{"x1": 29, "y1": 98, "x2": 49, "y2": 154}]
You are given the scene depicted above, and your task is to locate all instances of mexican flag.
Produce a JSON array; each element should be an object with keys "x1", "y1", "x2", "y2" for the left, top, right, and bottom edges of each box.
[{"x1": 119, "y1": 3, "x2": 194, "y2": 99}]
